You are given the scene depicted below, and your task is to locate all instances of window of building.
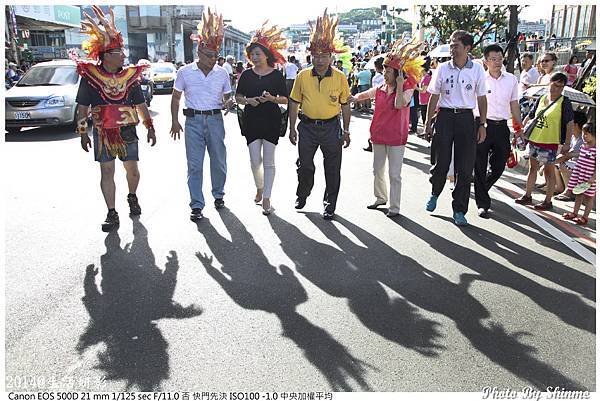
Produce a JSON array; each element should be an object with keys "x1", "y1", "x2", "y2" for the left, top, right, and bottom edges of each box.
[
  {"x1": 127, "y1": 6, "x2": 140, "y2": 18},
  {"x1": 30, "y1": 31, "x2": 47, "y2": 47},
  {"x1": 577, "y1": 6, "x2": 587, "y2": 36},
  {"x1": 563, "y1": 7, "x2": 573, "y2": 37}
]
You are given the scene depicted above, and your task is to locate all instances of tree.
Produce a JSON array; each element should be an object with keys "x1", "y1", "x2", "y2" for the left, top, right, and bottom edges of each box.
[
  {"x1": 505, "y1": 6, "x2": 519, "y2": 74},
  {"x1": 421, "y1": 6, "x2": 509, "y2": 50}
]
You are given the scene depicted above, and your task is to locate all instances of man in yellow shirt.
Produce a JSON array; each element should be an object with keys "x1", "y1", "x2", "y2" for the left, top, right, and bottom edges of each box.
[{"x1": 288, "y1": 10, "x2": 351, "y2": 220}]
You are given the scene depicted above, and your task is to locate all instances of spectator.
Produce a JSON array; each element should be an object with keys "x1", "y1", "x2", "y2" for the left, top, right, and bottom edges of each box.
[
  {"x1": 335, "y1": 59, "x2": 348, "y2": 77},
  {"x1": 515, "y1": 72, "x2": 574, "y2": 210},
  {"x1": 562, "y1": 122, "x2": 595, "y2": 226},
  {"x1": 235, "y1": 61, "x2": 244, "y2": 82},
  {"x1": 302, "y1": 55, "x2": 312, "y2": 69},
  {"x1": 217, "y1": 56, "x2": 225, "y2": 66},
  {"x1": 284, "y1": 55, "x2": 299, "y2": 95},
  {"x1": 554, "y1": 111, "x2": 588, "y2": 200},
  {"x1": 563, "y1": 55, "x2": 579, "y2": 86},
  {"x1": 537, "y1": 52, "x2": 557, "y2": 85},
  {"x1": 356, "y1": 62, "x2": 372, "y2": 112},
  {"x1": 418, "y1": 57, "x2": 432, "y2": 127}
]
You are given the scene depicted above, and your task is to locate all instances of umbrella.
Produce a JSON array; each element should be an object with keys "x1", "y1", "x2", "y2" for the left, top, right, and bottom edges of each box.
[
  {"x1": 364, "y1": 54, "x2": 386, "y2": 70},
  {"x1": 428, "y1": 44, "x2": 450, "y2": 58},
  {"x1": 585, "y1": 40, "x2": 596, "y2": 51},
  {"x1": 523, "y1": 85, "x2": 595, "y2": 107}
]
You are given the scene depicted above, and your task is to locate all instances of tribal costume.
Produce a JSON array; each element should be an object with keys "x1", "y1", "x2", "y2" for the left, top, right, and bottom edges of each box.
[{"x1": 72, "y1": 6, "x2": 149, "y2": 159}]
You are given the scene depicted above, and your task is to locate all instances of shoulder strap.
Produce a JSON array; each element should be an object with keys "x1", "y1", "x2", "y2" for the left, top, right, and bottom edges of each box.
[{"x1": 537, "y1": 95, "x2": 562, "y2": 116}]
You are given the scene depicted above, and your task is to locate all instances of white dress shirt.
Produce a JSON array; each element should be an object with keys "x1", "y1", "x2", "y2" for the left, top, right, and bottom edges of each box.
[
  {"x1": 427, "y1": 59, "x2": 487, "y2": 109},
  {"x1": 284, "y1": 62, "x2": 298, "y2": 79},
  {"x1": 174, "y1": 62, "x2": 232, "y2": 111},
  {"x1": 474, "y1": 71, "x2": 519, "y2": 120},
  {"x1": 518, "y1": 67, "x2": 540, "y2": 98}
]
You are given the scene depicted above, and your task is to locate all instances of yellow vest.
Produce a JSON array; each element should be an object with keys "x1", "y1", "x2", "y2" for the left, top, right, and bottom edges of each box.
[{"x1": 529, "y1": 95, "x2": 563, "y2": 144}]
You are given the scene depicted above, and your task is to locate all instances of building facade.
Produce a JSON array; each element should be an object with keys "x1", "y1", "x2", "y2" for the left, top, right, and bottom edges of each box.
[{"x1": 549, "y1": 5, "x2": 595, "y2": 38}]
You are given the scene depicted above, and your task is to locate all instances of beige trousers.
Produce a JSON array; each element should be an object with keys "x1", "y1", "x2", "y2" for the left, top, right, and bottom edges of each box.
[{"x1": 373, "y1": 144, "x2": 406, "y2": 214}]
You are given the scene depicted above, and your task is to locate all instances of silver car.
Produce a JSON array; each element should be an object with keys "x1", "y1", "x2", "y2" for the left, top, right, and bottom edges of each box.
[{"x1": 5, "y1": 60, "x2": 80, "y2": 134}]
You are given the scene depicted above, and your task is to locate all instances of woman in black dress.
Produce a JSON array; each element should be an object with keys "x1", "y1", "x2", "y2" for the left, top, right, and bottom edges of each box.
[{"x1": 235, "y1": 24, "x2": 288, "y2": 215}]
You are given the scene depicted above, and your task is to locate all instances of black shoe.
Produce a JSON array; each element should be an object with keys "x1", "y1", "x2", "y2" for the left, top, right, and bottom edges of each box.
[
  {"x1": 101, "y1": 210, "x2": 120, "y2": 232},
  {"x1": 367, "y1": 201, "x2": 386, "y2": 209},
  {"x1": 322, "y1": 211, "x2": 335, "y2": 220},
  {"x1": 294, "y1": 197, "x2": 306, "y2": 209},
  {"x1": 477, "y1": 208, "x2": 489, "y2": 218},
  {"x1": 127, "y1": 193, "x2": 141, "y2": 215},
  {"x1": 190, "y1": 208, "x2": 203, "y2": 221},
  {"x1": 214, "y1": 198, "x2": 225, "y2": 209}
]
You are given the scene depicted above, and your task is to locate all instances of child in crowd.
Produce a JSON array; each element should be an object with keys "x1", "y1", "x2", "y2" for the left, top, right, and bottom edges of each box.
[{"x1": 563, "y1": 123, "x2": 596, "y2": 225}]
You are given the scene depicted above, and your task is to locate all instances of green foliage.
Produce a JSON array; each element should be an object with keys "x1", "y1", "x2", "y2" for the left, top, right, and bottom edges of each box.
[
  {"x1": 582, "y1": 75, "x2": 596, "y2": 101},
  {"x1": 421, "y1": 6, "x2": 509, "y2": 48},
  {"x1": 338, "y1": 7, "x2": 410, "y2": 32}
]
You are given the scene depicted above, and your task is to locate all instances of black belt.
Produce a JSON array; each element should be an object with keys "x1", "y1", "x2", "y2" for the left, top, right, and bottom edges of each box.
[
  {"x1": 440, "y1": 107, "x2": 473, "y2": 114},
  {"x1": 476, "y1": 117, "x2": 507, "y2": 126},
  {"x1": 183, "y1": 108, "x2": 222, "y2": 116},
  {"x1": 299, "y1": 114, "x2": 338, "y2": 125}
]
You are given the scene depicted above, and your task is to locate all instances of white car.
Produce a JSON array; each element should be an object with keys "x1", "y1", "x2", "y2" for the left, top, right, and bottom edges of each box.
[{"x1": 5, "y1": 60, "x2": 80, "y2": 134}]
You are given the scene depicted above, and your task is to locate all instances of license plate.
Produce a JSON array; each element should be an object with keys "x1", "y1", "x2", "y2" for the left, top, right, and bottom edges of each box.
[
  {"x1": 15, "y1": 111, "x2": 31, "y2": 119},
  {"x1": 156, "y1": 84, "x2": 163, "y2": 89}
]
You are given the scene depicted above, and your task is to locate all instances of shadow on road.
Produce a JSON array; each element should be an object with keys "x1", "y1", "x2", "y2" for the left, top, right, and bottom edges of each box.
[
  {"x1": 195, "y1": 209, "x2": 373, "y2": 391},
  {"x1": 269, "y1": 213, "x2": 445, "y2": 359},
  {"x1": 5, "y1": 125, "x2": 79, "y2": 142},
  {"x1": 387, "y1": 215, "x2": 591, "y2": 390},
  {"x1": 78, "y1": 218, "x2": 202, "y2": 392}
]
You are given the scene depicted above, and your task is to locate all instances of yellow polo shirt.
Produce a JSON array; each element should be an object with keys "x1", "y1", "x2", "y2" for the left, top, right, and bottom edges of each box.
[{"x1": 289, "y1": 66, "x2": 350, "y2": 120}]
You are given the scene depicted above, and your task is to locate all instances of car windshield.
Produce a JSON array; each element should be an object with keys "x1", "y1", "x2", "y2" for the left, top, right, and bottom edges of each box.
[
  {"x1": 17, "y1": 65, "x2": 78, "y2": 86},
  {"x1": 152, "y1": 65, "x2": 175, "y2": 74}
]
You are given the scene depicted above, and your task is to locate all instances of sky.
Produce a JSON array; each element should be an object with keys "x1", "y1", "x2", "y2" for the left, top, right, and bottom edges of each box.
[{"x1": 198, "y1": 1, "x2": 555, "y2": 33}]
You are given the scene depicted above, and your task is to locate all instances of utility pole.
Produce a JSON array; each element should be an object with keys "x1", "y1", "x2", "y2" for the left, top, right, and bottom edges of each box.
[
  {"x1": 6, "y1": 5, "x2": 20, "y2": 64},
  {"x1": 166, "y1": 5, "x2": 175, "y2": 62}
]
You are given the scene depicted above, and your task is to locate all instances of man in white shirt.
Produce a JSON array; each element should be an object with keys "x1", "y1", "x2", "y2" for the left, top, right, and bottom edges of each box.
[
  {"x1": 474, "y1": 44, "x2": 523, "y2": 217},
  {"x1": 424, "y1": 30, "x2": 488, "y2": 226},
  {"x1": 284, "y1": 55, "x2": 299, "y2": 95},
  {"x1": 518, "y1": 53, "x2": 540, "y2": 98},
  {"x1": 169, "y1": 10, "x2": 234, "y2": 222}
]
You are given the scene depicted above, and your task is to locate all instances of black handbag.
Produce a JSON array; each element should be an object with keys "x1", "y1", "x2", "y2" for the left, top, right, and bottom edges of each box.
[{"x1": 236, "y1": 104, "x2": 288, "y2": 137}]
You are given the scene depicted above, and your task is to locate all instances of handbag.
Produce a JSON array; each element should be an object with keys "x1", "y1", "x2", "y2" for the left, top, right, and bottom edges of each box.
[
  {"x1": 522, "y1": 95, "x2": 562, "y2": 139},
  {"x1": 236, "y1": 104, "x2": 288, "y2": 137}
]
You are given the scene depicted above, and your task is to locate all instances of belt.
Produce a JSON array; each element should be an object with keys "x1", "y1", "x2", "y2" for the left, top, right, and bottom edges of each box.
[
  {"x1": 299, "y1": 114, "x2": 338, "y2": 125},
  {"x1": 440, "y1": 107, "x2": 473, "y2": 114},
  {"x1": 184, "y1": 108, "x2": 222, "y2": 116},
  {"x1": 476, "y1": 117, "x2": 507, "y2": 126}
]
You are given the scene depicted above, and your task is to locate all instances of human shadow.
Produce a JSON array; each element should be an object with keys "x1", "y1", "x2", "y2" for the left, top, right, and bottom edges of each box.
[
  {"x1": 402, "y1": 157, "x2": 432, "y2": 174},
  {"x1": 78, "y1": 218, "x2": 203, "y2": 391},
  {"x1": 370, "y1": 215, "x2": 590, "y2": 390},
  {"x1": 5, "y1": 125, "x2": 79, "y2": 142},
  {"x1": 470, "y1": 200, "x2": 596, "y2": 299},
  {"x1": 194, "y1": 209, "x2": 373, "y2": 391},
  {"x1": 280, "y1": 213, "x2": 587, "y2": 390},
  {"x1": 425, "y1": 214, "x2": 595, "y2": 333},
  {"x1": 268, "y1": 213, "x2": 444, "y2": 358}
]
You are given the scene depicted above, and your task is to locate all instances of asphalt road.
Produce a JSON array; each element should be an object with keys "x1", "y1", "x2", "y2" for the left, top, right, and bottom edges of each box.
[{"x1": 4, "y1": 92, "x2": 596, "y2": 394}]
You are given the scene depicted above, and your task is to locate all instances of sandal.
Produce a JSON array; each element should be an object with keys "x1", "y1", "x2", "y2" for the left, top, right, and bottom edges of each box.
[
  {"x1": 534, "y1": 201, "x2": 553, "y2": 210},
  {"x1": 562, "y1": 212, "x2": 577, "y2": 220},
  {"x1": 515, "y1": 195, "x2": 533, "y2": 205},
  {"x1": 555, "y1": 194, "x2": 576, "y2": 201},
  {"x1": 573, "y1": 216, "x2": 589, "y2": 226}
]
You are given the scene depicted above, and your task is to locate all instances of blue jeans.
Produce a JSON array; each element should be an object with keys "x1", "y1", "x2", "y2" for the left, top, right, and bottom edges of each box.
[{"x1": 184, "y1": 114, "x2": 227, "y2": 209}]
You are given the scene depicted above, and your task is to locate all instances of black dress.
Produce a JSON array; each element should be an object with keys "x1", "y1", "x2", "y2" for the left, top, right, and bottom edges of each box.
[{"x1": 236, "y1": 68, "x2": 287, "y2": 145}]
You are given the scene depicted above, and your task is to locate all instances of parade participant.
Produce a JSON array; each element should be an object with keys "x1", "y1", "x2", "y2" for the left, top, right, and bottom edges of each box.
[
  {"x1": 424, "y1": 30, "x2": 488, "y2": 226},
  {"x1": 350, "y1": 40, "x2": 424, "y2": 217},
  {"x1": 563, "y1": 123, "x2": 595, "y2": 226},
  {"x1": 554, "y1": 111, "x2": 587, "y2": 200},
  {"x1": 73, "y1": 6, "x2": 156, "y2": 232},
  {"x1": 473, "y1": 44, "x2": 522, "y2": 218},
  {"x1": 289, "y1": 9, "x2": 351, "y2": 220},
  {"x1": 170, "y1": 8, "x2": 233, "y2": 222},
  {"x1": 235, "y1": 21, "x2": 289, "y2": 215},
  {"x1": 515, "y1": 72, "x2": 574, "y2": 210}
]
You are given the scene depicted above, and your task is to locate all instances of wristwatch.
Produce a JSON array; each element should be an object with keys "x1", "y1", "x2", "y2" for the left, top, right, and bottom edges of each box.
[{"x1": 479, "y1": 122, "x2": 488, "y2": 128}]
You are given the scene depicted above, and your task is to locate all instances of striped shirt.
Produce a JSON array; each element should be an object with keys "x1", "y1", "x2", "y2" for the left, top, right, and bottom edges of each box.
[
  {"x1": 174, "y1": 62, "x2": 232, "y2": 110},
  {"x1": 567, "y1": 145, "x2": 596, "y2": 196}
]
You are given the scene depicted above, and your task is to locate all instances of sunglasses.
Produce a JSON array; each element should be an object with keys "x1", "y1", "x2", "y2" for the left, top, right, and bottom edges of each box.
[{"x1": 540, "y1": 59, "x2": 553, "y2": 63}]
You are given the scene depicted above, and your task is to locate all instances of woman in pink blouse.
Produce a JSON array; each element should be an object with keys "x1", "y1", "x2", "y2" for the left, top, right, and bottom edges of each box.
[{"x1": 350, "y1": 40, "x2": 423, "y2": 217}]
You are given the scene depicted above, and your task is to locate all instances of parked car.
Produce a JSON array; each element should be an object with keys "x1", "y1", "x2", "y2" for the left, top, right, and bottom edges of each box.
[
  {"x1": 5, "y1": 60, "x2": 80, "y2": 134},
  {"x1": 150, "y1": 62, "x2": 177, "y2": 93}
]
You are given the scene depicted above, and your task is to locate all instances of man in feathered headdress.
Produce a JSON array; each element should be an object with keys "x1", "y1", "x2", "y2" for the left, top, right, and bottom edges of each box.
[
  {"x1": 74, "y1": 6, "x2": 156, "y2": 232},
  {"x1": 170, "y1": 8, "x2": 233, "y2": 222},
  {"x1": 288, "y1": 9, "x2": 352, "y2": 221}
]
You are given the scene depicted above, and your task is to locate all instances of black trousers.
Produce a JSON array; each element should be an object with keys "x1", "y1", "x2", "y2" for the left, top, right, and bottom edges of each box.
[
  {"x1": 409, "y1": 90, "x2": 419, "y2": 131},
  {"x1": 474, "y1": 119, "x2": 511, "y2": 210},
  {"x1": 286, "y1": 79, "x2": 295, "y2": 96},
  {"x1": 296, "y1": 119, "x2": 343, "y2": 213},
  {"x1": 429, "y1": 109, "x2": 476, "y2": 214}
]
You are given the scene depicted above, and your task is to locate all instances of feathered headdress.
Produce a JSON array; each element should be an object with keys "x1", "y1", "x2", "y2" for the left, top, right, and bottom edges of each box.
[
  {"x1": 190, "y1": 8, "x2": 224, "y2": 52},
  {"x1": 385, "y1": 39, "x2": 426, "y2": 84},
  {"x1": 250, "y1": 21, "x2": 288, "y2": 65},
  {"x1": 307, "y1": 9, "x2": 345, "y2": 54},
  {"x1": 79, "y1": 6, "x2": 124, "y2": 60}
]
